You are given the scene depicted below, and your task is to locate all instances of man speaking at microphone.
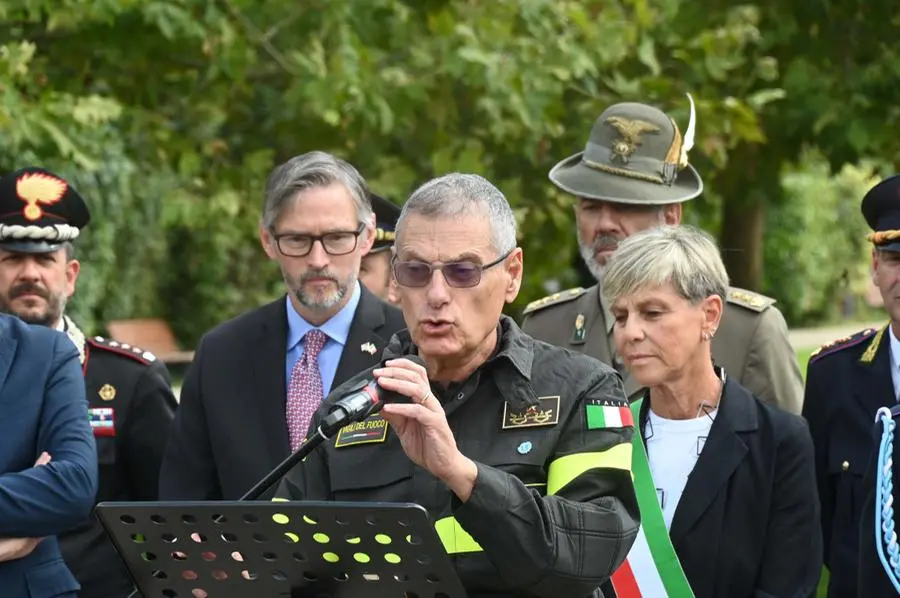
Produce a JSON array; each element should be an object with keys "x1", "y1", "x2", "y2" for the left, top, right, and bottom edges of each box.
[{"x1": 276, "y1": 173, "x2": 639, "y2": 597}]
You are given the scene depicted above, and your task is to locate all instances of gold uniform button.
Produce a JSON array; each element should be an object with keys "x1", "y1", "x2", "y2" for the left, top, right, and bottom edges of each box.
[{"x1": 841, "y1": 461, "x2": 850, "y2": 472}]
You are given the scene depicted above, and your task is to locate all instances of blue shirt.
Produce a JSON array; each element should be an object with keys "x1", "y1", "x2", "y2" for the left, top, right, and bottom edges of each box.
[{"x1": 285, "y1": 281, "x2": 361, "y2": 396}]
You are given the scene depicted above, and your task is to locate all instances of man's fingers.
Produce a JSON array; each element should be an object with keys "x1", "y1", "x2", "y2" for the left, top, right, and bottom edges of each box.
[
  {"x1": 34, "y1": 452, "x2": 51, "y2": 467},
  {"x1": 384, "y1": 358, "x2": 428, "y2": 377},
  {"x1": 373, "y1": 376, "x2": 422, "y2": 399},
  {"x1": 374, "y1": 365, "x2": 424, "y2": 385},
  {"x1": 382, "y1": 402, "x2": 439, "y2": 421}
]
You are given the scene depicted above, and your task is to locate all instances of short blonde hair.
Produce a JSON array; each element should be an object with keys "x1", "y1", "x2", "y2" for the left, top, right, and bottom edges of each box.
[{"x1": 601, "y1": 225, "x2": 729, "y2": 305}]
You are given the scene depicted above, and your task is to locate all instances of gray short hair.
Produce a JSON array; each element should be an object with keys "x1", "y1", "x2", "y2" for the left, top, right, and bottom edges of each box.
[
  {"x1": 396, "y1": 173, "x2": 517, "y2": 255},
  {"x1": 601, "y1": 225, "x2": 729, "y2": 305},
  {"x1": 262, "y1": 151, "x2": 372, "y2": 229}
]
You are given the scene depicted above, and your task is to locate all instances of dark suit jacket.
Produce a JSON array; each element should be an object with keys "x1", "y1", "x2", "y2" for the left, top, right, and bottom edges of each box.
[
  {"x1": 0, "y1": 314, "x2": 98, "y2": 598},
  {"x1": 607, "y1": 377, "x2": 822, "y2": 598},
  {"x1": 159, "y1": 287, "x2": 406, "y2": 500}
]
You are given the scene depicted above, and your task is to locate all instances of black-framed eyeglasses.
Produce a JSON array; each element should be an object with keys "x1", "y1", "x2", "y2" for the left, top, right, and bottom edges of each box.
[
  {"x1": 271, "y1": 223, "x2": 366, "y2": 257},
  {"x1": 392, "y1": 248, "x2": 515, "y2": 289}
]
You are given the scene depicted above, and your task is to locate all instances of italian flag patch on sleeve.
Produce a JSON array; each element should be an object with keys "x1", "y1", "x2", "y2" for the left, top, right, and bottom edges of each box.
[{"x1": 586, "y1": 399, "x2": 634, "y2": 430}]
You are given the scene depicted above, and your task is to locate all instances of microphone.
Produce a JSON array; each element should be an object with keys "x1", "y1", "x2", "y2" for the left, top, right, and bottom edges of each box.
[
  {"x1": 239, "y1": 354, "x2": 426, "y2": 501},
  {"x1": 318, "y1": 354, "x2": 427, "y2": 437}
]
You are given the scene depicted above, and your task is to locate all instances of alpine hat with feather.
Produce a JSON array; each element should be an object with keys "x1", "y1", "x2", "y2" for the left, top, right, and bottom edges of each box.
[{"x1": 549, "y1": 95, "x2": 702, "y2": 205}]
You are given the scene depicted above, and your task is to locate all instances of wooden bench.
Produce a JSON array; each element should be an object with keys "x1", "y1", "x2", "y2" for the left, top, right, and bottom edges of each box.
[{"x1": 105, "y1": 318, "x2": 195, "y2": 366}]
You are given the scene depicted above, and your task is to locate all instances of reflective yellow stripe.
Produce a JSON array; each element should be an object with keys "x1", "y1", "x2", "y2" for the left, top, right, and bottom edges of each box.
[
  {"x1": 271, "y1": 497, "x2": 289, "y2": 502},
  {"x1": 434, "y1": 516, "x2": 483, "y2": 554},
  {"x1": 547, "y1": 443, "x2": 632, "y2": 495}
]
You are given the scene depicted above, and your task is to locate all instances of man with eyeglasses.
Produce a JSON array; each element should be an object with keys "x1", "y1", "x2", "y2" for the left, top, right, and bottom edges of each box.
[
  {"x1": 159, "y1": 151, "x2": 406, "y2": 500},
  {"x1": 275, "y1": 173, "x2": 639, "y2": 598}
]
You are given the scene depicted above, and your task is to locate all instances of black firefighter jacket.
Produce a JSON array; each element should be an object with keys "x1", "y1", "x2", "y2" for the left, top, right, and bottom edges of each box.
[{"x1": 276, "y1": 316, "x2": 639, "y2": 598}]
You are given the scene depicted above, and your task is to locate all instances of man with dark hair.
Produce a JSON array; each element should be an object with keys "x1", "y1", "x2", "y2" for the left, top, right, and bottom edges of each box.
[
  {"x1": 359, "y1": 193, "x2": 401, "y2": 301},
  {"x1": 0, "y1": 166, "x2": 175, "y2": 598},
  {"x1": 160, "y1": 151, "x2": 406, "y2": 500}
]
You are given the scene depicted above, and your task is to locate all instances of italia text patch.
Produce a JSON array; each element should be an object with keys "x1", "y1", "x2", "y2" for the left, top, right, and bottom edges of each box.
[
  {"x1": 334, "y1": 414, "x2": 389, "y2": 448},
  {"x1": 502, "y1": 396, "x2": 560, "y2": 430},
  {"x1": 585, "y1": 398, "x2": 633, "y2": 430}
]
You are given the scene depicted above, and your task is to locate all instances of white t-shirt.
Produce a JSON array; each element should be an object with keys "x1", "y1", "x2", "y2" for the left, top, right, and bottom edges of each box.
[{"x1": 645, "y1": 408, "x2": 716, "y2": 530}]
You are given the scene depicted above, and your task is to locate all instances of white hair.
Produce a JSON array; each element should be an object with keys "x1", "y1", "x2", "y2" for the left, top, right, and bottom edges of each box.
[
  {"x1": 601, "y1": 225, "x2": 729, "y2": 305},
  {"x1": 396, "y1": 173, "x2": 517, "y2": 254}
]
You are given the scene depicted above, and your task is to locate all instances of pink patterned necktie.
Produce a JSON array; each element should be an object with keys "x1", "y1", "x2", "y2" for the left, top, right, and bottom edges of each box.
[{"x1": 286, "y1": 329, "x2": 328, "y2": 451}]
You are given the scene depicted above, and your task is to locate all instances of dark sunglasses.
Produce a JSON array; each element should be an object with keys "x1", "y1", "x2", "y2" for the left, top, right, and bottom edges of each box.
[{"x1": 392, "y1": 249, "x2": 514, "y2": 288}]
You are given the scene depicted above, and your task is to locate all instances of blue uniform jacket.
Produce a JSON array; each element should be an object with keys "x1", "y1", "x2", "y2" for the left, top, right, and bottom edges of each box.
[{"x1": 0, "y1": 313, "x2": 99, "y2": 597}]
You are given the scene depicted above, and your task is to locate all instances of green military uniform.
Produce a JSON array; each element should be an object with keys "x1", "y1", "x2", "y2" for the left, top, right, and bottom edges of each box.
[
  {"x1": 523, "y1": 96, "x2": 803, "y2": 414},
  {"x1": 276, "y1": 316, "x2": 639, "y2": 598},
  {"x1": 521, "y1": 284, "x2": 803, "y2": 413}
]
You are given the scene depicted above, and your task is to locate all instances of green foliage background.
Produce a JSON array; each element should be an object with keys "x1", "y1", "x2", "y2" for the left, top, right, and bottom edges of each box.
[{"x1": 1, "y1": 0, "x2": 896, "y2": 343}]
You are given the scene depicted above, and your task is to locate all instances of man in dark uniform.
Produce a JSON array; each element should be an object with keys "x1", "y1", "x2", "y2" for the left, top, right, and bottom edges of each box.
[
  {"x1": 0, "y1": 166, "x2": 178, "y2": 598},
  {"x1": 804, "y1": 174, "x2": 900, "y2": 597},
  {"x1": 359, "y1": 192, "x2": 401, "y2": 301},
  {"x1": 276, "y1": 173, "x2": 639, "y2": 597},
  {"x1": 521, "y1": 97, "x2": 803, "y2": 413}
]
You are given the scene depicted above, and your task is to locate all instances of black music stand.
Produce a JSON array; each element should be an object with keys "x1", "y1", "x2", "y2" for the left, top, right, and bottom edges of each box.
[{"x1": 95, "y1": 500, "x2": 468, "y2": 598}]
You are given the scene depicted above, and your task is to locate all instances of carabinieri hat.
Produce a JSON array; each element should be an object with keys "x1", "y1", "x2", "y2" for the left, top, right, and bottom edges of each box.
[
  {"x1": 370, "y1": 193, "x2": 400, "y2": 254},
  {"x1": 0, "y1": 167, "x2": 91, "y2": 253},
  {"x1": 549, "y1": 94, "x2": 703, "y2": 205},
  {"x1": 862, "y1": 174, "x2": 900, "y2": 252}
]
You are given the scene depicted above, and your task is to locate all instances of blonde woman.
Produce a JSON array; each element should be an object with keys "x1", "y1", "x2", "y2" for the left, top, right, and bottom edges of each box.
[{"x1": 601, "y1": 225, "x2": 821, "y2": 598}]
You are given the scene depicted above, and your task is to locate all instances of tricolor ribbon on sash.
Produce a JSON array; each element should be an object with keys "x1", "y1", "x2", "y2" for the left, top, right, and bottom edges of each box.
[{"x1": 610, "y1": 399, "x2": 694, "y2": 597}]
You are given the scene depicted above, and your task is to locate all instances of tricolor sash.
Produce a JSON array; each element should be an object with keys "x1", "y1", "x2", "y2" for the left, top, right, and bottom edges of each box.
[{"x1": 610, "y1": 399, "x2": 694, "y2": 597}]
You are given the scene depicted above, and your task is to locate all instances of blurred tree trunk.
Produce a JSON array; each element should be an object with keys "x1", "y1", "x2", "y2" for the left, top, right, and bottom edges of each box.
[{"x1": 718, "y1": 144, "x2": 782, "y2": 291}]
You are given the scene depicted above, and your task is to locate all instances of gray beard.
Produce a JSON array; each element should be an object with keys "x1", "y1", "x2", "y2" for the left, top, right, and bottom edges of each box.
[{"x1": 578, "y1": 242, "x2": 607, "y2": 283}]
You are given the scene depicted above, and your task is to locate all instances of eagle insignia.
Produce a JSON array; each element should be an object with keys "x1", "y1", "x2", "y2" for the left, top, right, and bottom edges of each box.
[{"x1": 604, "y1": 116, "x2": 661, "y2": 164}]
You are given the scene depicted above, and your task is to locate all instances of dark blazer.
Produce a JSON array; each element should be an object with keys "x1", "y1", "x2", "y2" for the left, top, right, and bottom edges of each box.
[
  {"x1": 0, "y1": 314, "x2": 98, "y2": 598},
  {"x1": 159, "y1": 287, "x2": 406, "y2": 500},
  {"x1": 608, "y1": 377, "x2": 822, "y2": 598}
]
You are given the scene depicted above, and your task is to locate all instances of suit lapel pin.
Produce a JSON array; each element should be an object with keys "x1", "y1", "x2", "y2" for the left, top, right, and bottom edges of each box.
[
  {"x1": 572, "y1": 313, "x2": 586, "y2": 343},
  {"x1": 360, "y1": 342, "x2": 377, "y2": 355}
]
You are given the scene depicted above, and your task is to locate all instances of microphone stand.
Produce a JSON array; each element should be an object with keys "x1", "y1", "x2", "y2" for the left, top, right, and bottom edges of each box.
[{"x1": 239, "y1": 406, "x2": 369, "y2": 501}]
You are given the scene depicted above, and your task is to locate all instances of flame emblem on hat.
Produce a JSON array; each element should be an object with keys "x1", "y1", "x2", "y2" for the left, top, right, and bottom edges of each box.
[{"x1": 16, "y1": 173, "x2": 67, "y2": 221}]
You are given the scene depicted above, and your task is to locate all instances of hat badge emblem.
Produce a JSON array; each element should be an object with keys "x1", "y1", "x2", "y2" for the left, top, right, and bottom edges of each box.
[
  {"x1": 604, "y1": 116, "x2": 661, "y2": 165},
  {"x1": 16, "y1": 173, "x2": 67, "y2": 221}
]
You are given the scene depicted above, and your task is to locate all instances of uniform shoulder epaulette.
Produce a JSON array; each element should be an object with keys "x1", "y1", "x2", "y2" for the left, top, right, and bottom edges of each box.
[
  {"x1": 87, "y1": 336, "x2": 157, "y2": 365},
  {"x1": 523, "y1": 287, "x2": 586, "y2": 316},
  {"x1": 726, "y1": 287, "x2": 776, "y2": 313},
  {"x1": 809, "y1": 326, "x2": 881, "y2": 364}
]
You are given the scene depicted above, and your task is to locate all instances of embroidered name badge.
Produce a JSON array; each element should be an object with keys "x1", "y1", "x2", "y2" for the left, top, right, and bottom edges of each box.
[
  {"x1": 88, "y1": 407, "x2": 115, "y2": 437},
  {"x1": 502, "y1": 396, "x2": 561, "y2": 430},
  {"x1": 334, "y1": 414, "x2": 389, "y2": 448}
]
